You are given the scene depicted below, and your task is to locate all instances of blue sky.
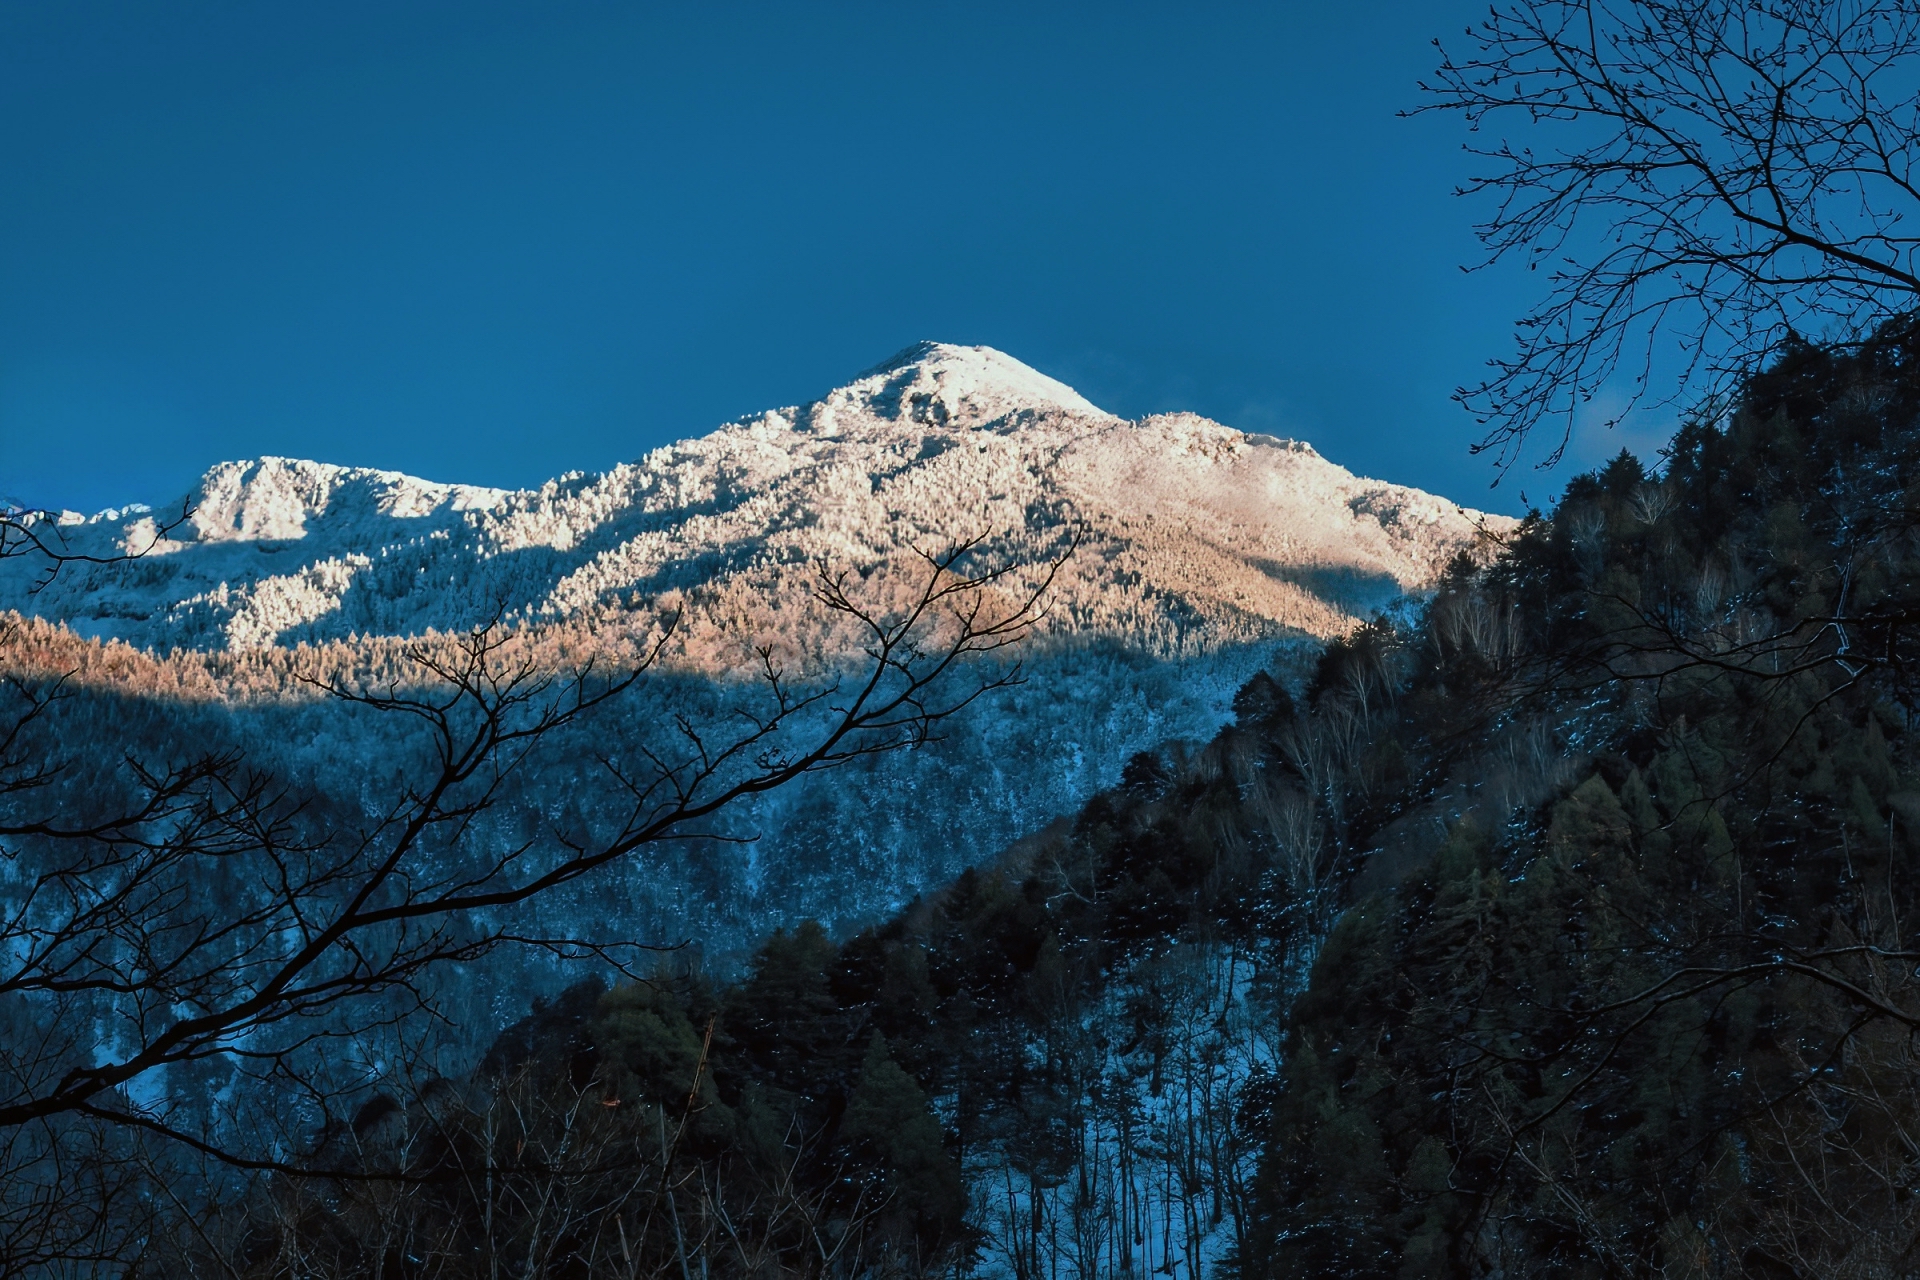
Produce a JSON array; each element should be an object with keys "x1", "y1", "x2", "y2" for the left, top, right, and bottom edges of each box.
[{"x1": 0, "y1": 2, "x2": 1660, "y2": 516}]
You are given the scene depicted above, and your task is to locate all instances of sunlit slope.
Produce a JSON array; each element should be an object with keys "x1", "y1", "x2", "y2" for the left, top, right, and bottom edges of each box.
[{"x1": 7, "y1": 343, "x2": 1506, "y2": 658}]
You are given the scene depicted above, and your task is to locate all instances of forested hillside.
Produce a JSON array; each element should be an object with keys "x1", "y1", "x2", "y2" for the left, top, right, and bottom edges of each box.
[
  {"x1": 1255, "y1": 320, "x2": 1920, "y2": 1276},
  {"x1": 162, "y1": 320, "x2": 1920, "y2": 1278},
  {"x1": 0, "y1": 344, "x2": 1500, "y2": 1006}
]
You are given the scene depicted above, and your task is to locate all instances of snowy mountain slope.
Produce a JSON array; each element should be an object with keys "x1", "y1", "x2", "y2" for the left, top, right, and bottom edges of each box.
[
  {"x1": 5, "y1": 342, "x2": 1506, "y2": 658},
  {"x1": 3, "y1": 345, "x2": 1511, "y2": 975}
]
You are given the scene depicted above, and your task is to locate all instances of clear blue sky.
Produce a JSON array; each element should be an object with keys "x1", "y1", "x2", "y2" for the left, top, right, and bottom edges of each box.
[{"x1": 0, "y1": 2, "x2": 1650, "y2": 517}]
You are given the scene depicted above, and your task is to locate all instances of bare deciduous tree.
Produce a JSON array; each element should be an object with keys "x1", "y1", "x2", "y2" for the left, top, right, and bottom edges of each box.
[
  {"x1": 0, "y1": 533, "x2": 1071, "y2": 1268},
  {"x1": 1421, "y1": 0, "x2": 1920, "y2": 467}
]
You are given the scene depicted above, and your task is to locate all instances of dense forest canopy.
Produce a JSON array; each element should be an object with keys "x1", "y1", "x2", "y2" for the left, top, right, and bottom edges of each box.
[{"x1": 1255, "y1": 319, "x2": 1920, "y2": 1277}]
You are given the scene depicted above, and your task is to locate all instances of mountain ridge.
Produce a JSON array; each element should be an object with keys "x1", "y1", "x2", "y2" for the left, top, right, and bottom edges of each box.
[{"x1": 7, "y1": 343, "x2": 1509, "y2": 659}]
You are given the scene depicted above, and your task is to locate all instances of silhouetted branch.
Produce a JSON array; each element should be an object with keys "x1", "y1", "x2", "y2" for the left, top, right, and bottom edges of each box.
[
  {"x1": 1418, "y1": 0, "x2": 1920, "y2": 470},
  {"x1": 0, "y1": 531, "x2": 1073, "y2": 1179},
  {"x1": 0, "y1": 498, "x2": 196, "y2": 592}
]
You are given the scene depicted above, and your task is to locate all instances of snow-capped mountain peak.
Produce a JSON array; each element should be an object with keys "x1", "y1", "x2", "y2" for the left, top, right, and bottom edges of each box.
[{"x1": 792, "y1": 342, "x2": 1110, "y2": 435}]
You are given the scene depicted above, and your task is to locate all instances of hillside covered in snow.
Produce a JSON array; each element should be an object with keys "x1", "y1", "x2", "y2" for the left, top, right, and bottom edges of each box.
[
  {"x1": 6, "y1": 343, "x2": 1502, "y2": 659},
  {"x1": 2, "y1": 344, "x2": 1507, "y2": 967}
]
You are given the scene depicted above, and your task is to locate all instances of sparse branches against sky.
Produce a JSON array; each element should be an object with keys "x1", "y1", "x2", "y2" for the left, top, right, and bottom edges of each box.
[{"x1": 1421, "y1": 0, "x2": 1920, "y2": 469}]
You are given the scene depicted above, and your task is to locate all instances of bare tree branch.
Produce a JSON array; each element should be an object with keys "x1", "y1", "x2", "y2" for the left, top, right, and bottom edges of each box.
[
  {"x1": 0, "y1": 496, "x2": 195, "y2": 592},
  {"x1": 0, "y1": 530, "x2": 1073, "y2": 1185},
  {"x1": 1418, "y1": 0, "x2": 1920, "y2": 470}
]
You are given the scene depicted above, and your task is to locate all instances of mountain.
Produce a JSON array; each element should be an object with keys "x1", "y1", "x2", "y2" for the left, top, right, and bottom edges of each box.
[
  {"x1": 1, "y1": 344, "x2": 1506, "y2": 962},
  {"x1": 6, "y1": 343, "x2": 1502, "y2": 657},
  {"x1": 294, "y1": 324, "x2": 1920, "y2": 1280}
]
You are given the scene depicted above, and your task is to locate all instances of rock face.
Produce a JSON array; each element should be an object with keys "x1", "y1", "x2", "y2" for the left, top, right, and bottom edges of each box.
[
  {"x1": 7, "y1": 342, "x2": 1504, "y2": 658},
  {"x1": 3, "y1": 344, "x2": 1508, "y2": 964}
]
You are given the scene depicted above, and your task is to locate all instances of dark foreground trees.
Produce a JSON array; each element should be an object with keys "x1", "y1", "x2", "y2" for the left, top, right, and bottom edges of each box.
[
  {"x1": 192, "y1": 940, "x2": 969, "y2": 1279},
  {"x1": 1251, "y1": 318, "x2": 1920, "y2": 1275},
  {"x1": 0, "y1": 532, "x2": 1068, "y2": 1273}
]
